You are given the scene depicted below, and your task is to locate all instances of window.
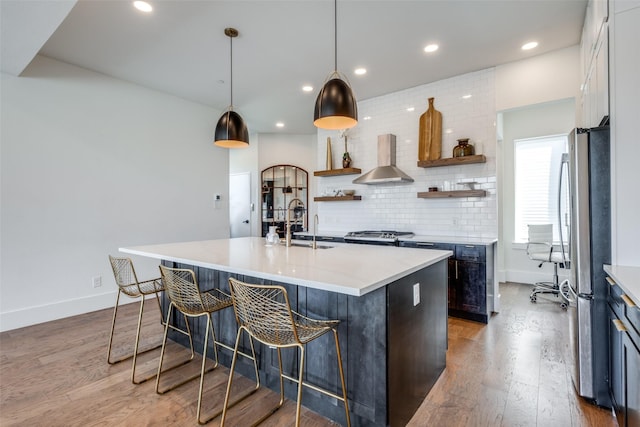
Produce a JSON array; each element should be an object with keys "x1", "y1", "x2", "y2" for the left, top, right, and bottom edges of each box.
[{"x1": 514, "y1": 134, "x2": 568, "y2": 242}]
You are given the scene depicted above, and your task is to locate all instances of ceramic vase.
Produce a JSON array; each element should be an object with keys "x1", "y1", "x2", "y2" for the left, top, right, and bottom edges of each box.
[{"x1": 453, "y1": 138, "x2": 475, "y2": 157}]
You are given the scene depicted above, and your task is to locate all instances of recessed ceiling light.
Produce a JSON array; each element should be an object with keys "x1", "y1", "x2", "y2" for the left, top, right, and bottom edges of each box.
[
  {"x1": 133, "y1": 1, "x2": 152, "y2": 12},
  {"x1": 406, "y1": 107, "x2": 415, "y2": 112},
  {"x1": 354, "y1": 68, "x2": 367, "y2": 75},
  {"x1": 445, "y1": 129, "x2": 453, "y2": 134},
  {"x1": 424, "y1": 44, "x2": 439, "y2": 53},
  {"x1": 521, "y1": 41, "x2": 538, "y2": 50},
  {"x1": 276, "y1": 122, "x2": 285, "y2": 128},
  {"x1": 363, "y1": 116, "x2": 371, "y2": 120},
  {"x1": 462, "y1": 94, "x2": 472, "y2": 99},
  {"x1": 302, "y1": 85, "x2": 313, "y2": 92}
]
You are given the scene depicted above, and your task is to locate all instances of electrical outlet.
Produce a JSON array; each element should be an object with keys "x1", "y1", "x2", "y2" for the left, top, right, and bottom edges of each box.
[
  {"x1": 413, "y1": 283, "x2": 420, "y2": 306},
  {"x1": 92, "y1": 276, "x2": 102, "y2": 288}
]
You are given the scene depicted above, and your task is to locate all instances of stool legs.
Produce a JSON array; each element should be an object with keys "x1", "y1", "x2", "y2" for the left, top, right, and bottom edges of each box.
[
  {"x1": 221, "y1": 327, "x2": 351, "y2": 427},
  {"x1": 334, "y1": 329, "x2": 351, "y2": 427},
  {"x1": 155, "y1": 302, "x2": 199, "y2": 394},
  {"x1": 107, "y1": 290, "x2": 165, "y2": 384},
  {"x1": 220, "y1": 327, "x2": 262, "y2": 426},
  {"x1": 295, "y1": 345, "x2": 305, "y2": 427}
]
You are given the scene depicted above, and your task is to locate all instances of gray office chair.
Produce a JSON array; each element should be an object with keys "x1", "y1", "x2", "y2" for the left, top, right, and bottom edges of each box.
[{"x1": 526, "y1": 224, "x2": 570, "y2": 308}]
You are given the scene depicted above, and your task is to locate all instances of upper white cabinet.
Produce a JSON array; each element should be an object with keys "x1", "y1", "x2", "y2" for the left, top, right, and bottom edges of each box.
[
  {"x1": 610, "y1": 1, "x2": 640, "y2": 265},
  {"x1": 580, "y1": 0, "x2": 610, "y2": 127}
]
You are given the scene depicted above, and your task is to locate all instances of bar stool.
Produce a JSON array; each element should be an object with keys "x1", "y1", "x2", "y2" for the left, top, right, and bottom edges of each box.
[
  {"x1": 157, "y1": 265, "x2": 259, "y2": 425},
  {"x1": 107, "y1": 255, "x2": 193, "y2": 384},
  {"x1": 221, "y1": 278, "x2": 350, "y2": 427}
]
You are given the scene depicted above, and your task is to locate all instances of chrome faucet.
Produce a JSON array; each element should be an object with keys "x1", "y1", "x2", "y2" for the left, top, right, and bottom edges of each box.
[
  {"x1": 312, "y1": 214, "x2": 319, "y2": 249},
  {"x1": 285, "y1": 198, "x2": 304, "y2": 247}
]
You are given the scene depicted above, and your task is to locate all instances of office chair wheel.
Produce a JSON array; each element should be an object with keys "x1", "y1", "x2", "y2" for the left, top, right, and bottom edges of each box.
[
  {"x1": 561, "y1": 302, "x2": 568, "y2": 310},
  {"x1": 530, "y1": 294, "x2": 537, "y2": 302}
]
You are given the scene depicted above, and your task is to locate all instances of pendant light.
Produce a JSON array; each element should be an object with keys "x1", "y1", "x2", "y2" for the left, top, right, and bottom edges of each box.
[
  {"x1": 313, "y1": 0, "x2": 358, "y2": 130},
  {"x1": 214, "y1": 27, "x2": 249, "y2": 148}
]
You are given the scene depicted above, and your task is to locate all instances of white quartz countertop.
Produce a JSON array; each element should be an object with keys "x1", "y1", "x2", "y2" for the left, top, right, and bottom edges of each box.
[
  {"x1": 120, "y1": 237, "x2": 452, "y2": 297},
  {"x1": 401, "y1": 235, "x2": 498, "y2": 245},
  {"x1": 604, "y1": 264, "x2": 640, "y2": 307}
]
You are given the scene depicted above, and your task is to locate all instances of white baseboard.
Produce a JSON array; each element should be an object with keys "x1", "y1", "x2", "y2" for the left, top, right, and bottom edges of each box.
[
  {"x1": 504, "y1": 269, "x2": 570, "y2": 285},
  {"x1": 0, "y1": 290, "x2": 124, "y2": 332}
]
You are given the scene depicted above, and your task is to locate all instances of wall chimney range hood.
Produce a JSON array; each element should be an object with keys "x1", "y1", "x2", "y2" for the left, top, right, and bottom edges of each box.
[{"x1": 352, "y1": 134, "x2": 414, "y2": 184}]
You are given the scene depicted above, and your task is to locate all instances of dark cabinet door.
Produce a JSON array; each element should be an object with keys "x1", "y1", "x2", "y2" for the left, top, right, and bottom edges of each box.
[
  {"x1": 624, "y1": 333, "x2": 640, "y2": 427},
  {"x1": 609, "y1": 308, "x2": 625, "y2": 424},
  {"x1": 455, "y1": 260, "x2": 486, "y2": 315},
  {"x1": 447, "y1": 259, "x2": 456, "y2": 310}
]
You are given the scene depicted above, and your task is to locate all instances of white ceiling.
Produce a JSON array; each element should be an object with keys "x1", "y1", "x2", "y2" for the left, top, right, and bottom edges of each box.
[{"x1": 1, "y1": 0, "x2": 587, "y2": 134}]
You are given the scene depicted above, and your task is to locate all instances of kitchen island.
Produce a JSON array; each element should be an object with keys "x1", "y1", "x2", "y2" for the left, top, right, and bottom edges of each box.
[{"x1": 120, "y1": 237, "x2": 451, "y2": 426}]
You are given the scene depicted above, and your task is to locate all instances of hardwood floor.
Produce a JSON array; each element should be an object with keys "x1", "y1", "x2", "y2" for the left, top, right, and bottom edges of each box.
[
  {"x1": 409, "y1": 282, "x2": 616, "y2": 427},
  {"x1": 0, "y1": 283, "x2": 617, "y2": 426}
]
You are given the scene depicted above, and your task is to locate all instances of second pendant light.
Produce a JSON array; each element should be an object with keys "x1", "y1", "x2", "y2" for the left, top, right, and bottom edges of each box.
[{"x1": 313, "y1": 0, "x2": 358, "y2": 130}]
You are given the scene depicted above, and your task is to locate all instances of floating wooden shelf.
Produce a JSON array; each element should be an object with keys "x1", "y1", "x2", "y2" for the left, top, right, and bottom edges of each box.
[
  {"x1": 314, "y1": 167, "x2": 362, "y2": 177},
  {"x1": 314, "y1": 195, "x2": 362, "y2": 202},
  {"x1": 417, "y1": 190, "x2": 487, "y2": 199},
  {"x1": 417, "y1": 155, "x2": 486, "y2": 168}
]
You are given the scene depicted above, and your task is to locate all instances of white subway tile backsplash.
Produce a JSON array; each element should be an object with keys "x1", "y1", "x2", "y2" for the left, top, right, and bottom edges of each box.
[{"x1": 315, "y1": 68, "x2": 497, "y2": 239}]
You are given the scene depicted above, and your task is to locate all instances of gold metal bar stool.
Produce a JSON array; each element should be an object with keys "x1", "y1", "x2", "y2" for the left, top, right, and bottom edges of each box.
[
  {"x1": 221, "y1": 278, "x2": 351, "y2": 427},
  {"x1": 107, "y1": 255, "x2": 193, "y2": 384},
  {"x1": 157, "y1": 265, "x2": 260, "y2": 425}
]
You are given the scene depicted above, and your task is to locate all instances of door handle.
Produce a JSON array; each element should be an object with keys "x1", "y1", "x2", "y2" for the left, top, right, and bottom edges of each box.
[
  {"x1": 242, "y1": 219, "x2": 249, "y2": 224},
  {"x1": 621, "y1": 294, "x2": 637, "y2": 308},
  {"x1": 612, "y1": 318, "x2": 627, "y2": 333}
]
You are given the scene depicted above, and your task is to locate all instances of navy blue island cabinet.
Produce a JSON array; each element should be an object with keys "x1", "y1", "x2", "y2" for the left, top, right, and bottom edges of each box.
[{"x1": 161, "y1": 258, "x2": 448, "y2": 427}]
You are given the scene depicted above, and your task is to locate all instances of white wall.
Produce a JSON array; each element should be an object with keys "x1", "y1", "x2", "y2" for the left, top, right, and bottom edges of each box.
[
  {"x1": 496, "y1": 46, "x2": 580, "y2": 113},
  {"x1": 258, "y1": 133, "x2": 317, "y2": 232},
  {"x1": 0, "y1": 55, "x2": 230, "y2": 331},
  {"x1": 499, "y1": 99, "x2": 576, "y2": 284},
  {"x1": 229, "y1": 133, "x2": 317, "y2": 237},
  {"x1": 316, "y1": 68, "x2": 497, "y2": 238},
  {"x1": 230, "y1": 132, "x2": 260, "y2": 236},
  {"x1": 494, "y1": 46, "x2": 580, "y2": 284}
]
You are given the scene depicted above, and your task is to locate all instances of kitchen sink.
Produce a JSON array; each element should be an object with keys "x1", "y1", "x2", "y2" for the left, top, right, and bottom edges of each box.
[{"x1": 290, "y1": 242, "x2": 333, "y2": 249}]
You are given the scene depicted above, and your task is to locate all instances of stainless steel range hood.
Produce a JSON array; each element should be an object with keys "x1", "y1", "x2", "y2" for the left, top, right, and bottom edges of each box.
[{"x1": 353, "y1": 134, "x2": 414, "y2": 184}]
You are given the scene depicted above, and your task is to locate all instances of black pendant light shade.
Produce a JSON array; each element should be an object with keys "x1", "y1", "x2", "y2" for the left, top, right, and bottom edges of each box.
[
  {"x1": 214, "y1": 110, "x2": 249, "y2": 148},
  {"x1": 214, "y1": 27, "x2": 249, "y2": 148},
  {"x1": 313, "y1": 0, "x2": 357, "y2": 130},
  {"x1": 314, "y1": 76, "x2": 358, "y2": 130}
]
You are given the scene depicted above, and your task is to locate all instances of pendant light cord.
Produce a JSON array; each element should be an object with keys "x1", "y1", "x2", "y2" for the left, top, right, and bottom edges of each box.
[
  {"x1": 334, "y1": 0, "x2": 337, "y2": 72},
  {"x1": 229, "y1": 34, "x2": 234, "y2": 109}
]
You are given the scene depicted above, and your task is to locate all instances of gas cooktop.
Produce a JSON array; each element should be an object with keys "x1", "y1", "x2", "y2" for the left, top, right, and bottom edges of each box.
[{"x1": 344, "y1": 230, "x2": 414, "y2": 242}]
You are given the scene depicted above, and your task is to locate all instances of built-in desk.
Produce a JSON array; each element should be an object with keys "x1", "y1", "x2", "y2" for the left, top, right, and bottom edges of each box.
[{"x1": 121, "y1": 237, "x2": 451, "y2": 426}]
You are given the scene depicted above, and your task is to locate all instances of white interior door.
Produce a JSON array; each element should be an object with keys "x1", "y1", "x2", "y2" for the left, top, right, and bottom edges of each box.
[{"x1": 229, "y1": 172, "x2": 251, "y2": 238}]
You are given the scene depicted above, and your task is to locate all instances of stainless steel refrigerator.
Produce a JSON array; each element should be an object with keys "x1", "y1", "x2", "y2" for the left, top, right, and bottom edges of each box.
[{"x1": 561, "y1": 125, "x2": 611, "y2": 407}]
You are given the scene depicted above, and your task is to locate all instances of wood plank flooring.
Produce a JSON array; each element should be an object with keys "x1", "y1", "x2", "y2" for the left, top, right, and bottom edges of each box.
[
  {"x1": 409, "y1": 282, "x2": 616, "y2": 427},
  {"x1": 0, "y1": 283, "x2": 617, "y2": 426}
]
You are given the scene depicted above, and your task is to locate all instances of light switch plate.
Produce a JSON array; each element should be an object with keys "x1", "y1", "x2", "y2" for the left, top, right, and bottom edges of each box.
[{"x1": 413, "y1": 283, "x2": 420, "y2": 306}]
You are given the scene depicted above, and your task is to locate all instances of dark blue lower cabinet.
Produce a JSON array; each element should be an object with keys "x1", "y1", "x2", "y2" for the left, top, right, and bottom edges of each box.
[
  {"x1": 608, "y1": 282, "x2": 640, "y2": 427},
  {"x1": 401, "y1": 242, "x2": 492, "y2": 323}
]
